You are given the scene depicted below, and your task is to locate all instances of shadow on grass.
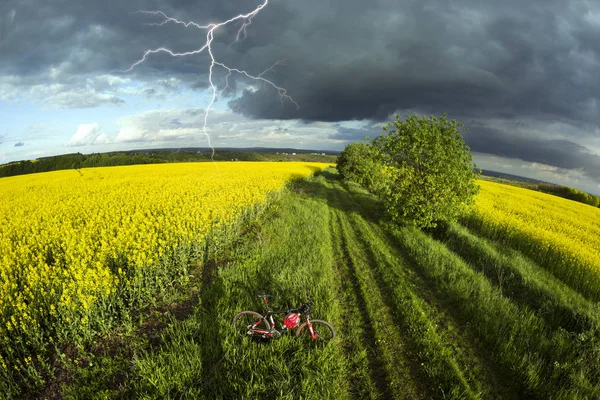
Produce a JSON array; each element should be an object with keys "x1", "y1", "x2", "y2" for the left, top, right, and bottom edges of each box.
[
  {"x1": 344, "y1": 219, "x2": 443, "y2": 398},
  {"x1": 306, "y1": 170, "x2": 522, "y2": 398},
  {"x1": 378, "y1": 225, "x2": 535, "y2": 398},
  {"x1": 60, "y1": 170, "x2": 377, "y2": 398},
  {"x1": 429, "y1": 226, "x2": 596, "y2": 335},
  {"x1": 129, "y1": 247, "x2": 234, "y2": 398},
  {"x1": 289, "y1": 169, "x2": 386, "y2": 224},
  {"x1": 332, "y1": 212, "x2": 395, "y2": 399}
]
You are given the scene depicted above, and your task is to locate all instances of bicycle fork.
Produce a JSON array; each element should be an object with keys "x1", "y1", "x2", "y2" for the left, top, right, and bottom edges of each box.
[{"x1": 306, "y1": 317, "x2": 317, "y2": 340}]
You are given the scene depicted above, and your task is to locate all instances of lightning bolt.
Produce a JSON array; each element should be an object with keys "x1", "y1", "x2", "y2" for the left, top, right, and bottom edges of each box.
[{"x1": 122, "y1": 0, "x2": 299, "y2": 159}]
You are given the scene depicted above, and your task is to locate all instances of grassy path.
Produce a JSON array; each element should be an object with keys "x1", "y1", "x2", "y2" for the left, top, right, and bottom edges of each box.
[
  {"x1": 56, "y1": 169, "x2": 600, "y2": 399},
  {"x1": 325, "y1": 176, "x2": 514, "y2": 399}
]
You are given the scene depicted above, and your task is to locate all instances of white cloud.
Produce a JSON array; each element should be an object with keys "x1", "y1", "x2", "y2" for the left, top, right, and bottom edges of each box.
[
  {"x1": 158, "y1": 78, "x2": 181, "y2": 89},
  {"x1": 0, "y1": 74, "x2": 126, "y2": 108},
  {"x1": 29, "y1": 83, "x2": 125, "y2": 108},
  {"x1": 109, "y1": 107, "x2": 343, "y2": 149},
  {"x1": 0, "y1": 64, "x2": 184, "y2": 109},
  {"x1": 87, "y1": 74, "x2": 132, "y2": 91},
  {"x1": 114, "y1": 109, "x2": 205, "y2": 143},
  {"x1": 525, "y1": 163, "x2": 558, "y2": 172},
  {"x1": 68, "y1": 123, "x2": 112, "y2": 146},
  {"x1": 94, "y1": 133, "x2": 112, "y2": 144},
  {"x1": 473, "y1": 152, "x2": 600, "y2": 195},
  {"x1": 584, "y1": 7, "x2": 600, "y2": 27},
  {"x1": 114, "y1": 126, "x2": 145, "y2": 143}
]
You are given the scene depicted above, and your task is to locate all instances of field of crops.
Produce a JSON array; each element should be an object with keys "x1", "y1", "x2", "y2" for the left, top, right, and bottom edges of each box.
[
  {"x1": 0, "y1": 162, "x2": 328, "y2": 396},
  {"x1": 465, "y1": 180, "x2": 600, "y2": 301},
  {"x1": 2, "y1": 165, "x2": 600, "y2": 399}
]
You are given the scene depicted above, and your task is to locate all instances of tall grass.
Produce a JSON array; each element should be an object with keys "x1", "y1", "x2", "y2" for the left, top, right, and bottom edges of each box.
[
  {"x1": 101, "y1": 177, "x2": 347, "y2": 399},
  {"x1": 0, "y1": 163, "x2": 328, "y2": 397},
  {"x1": 437, "y1": 223, "x2": 600, "y2": 334},
  {"x1": 387, "y1": 225, "x2": 600, "y2": 398},
  {"x1": 45, "y1": 168, "x2": 600, "y2": 399},
  {"x1": 463, "y1": 180, "x2": 600, "y2": 301}
]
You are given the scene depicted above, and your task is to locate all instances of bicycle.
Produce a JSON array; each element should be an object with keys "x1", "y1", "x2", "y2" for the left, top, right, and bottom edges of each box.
[{"x1": 232, "y1": 292, "x2": 336, "y2": 343}]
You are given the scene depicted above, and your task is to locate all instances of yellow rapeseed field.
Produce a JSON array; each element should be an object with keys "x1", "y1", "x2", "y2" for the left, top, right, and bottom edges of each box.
[
  {"x1": 470, "y1": 180, "x2": 600, "y2": 298},
  {"x1": 0, "y1": 161, "x2": 328, "y2": 376}
]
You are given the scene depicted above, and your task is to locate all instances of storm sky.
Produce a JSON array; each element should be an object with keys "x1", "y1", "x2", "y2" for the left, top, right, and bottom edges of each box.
[{"x1": 1, "y1": 0, "x2": 599, "y2": 194}]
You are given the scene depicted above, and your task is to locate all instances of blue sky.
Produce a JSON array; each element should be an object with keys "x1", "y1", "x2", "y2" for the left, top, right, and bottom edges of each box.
[
  {"x1": 1, "y1": 0, "x2": 600, "y2": 194},
  {"x1": 0, "y1": 71, "x2": 360, "y2": 163}
]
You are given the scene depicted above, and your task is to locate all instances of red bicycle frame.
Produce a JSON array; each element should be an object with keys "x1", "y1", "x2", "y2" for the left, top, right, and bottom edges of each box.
[
  {"x1": 251, "y1": 295, "x2": 314, "y2": 339},
  {"x1": 234, "y1": 293, "x2": 336, "y2": 342}
]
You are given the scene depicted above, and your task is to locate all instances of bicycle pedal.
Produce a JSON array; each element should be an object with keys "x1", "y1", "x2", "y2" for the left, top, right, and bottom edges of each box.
[{"x1": 270, "y1": 330, "x2": 281, "y2": 339}]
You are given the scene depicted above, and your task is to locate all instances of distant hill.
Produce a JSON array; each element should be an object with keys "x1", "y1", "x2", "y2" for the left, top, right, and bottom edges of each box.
[
  {"x1": 479, "y1": 169, "x2": 599, "y2": 208},
  {"x1": 127, "y1": 147, "x2": 341, "y2": 155},
  {"x1": 479, "y1": 170, "x2": 554, "y2": 185}
]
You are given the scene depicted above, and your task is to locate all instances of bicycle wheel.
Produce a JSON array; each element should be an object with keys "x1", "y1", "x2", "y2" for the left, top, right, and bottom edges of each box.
[
  {"x1": 232, "y1": 311, "x2": 271, "y2": 337},
  {"x1": 296, "y1": 320, "x2": 336, "y2": 343}
]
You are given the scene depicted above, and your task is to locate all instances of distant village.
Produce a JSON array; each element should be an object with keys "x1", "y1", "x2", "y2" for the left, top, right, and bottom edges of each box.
[{"x1": 276, "y1": 152, "x2": 327, "y2": 156}]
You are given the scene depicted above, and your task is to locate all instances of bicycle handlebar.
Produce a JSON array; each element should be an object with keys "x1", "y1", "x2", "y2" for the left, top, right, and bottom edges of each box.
[
  {"x1": 257, "y1": 292, "x2": 313, "y2": 314},
  {"x1": 266, "y1": 302, "x2": 312, "y2": 315}
]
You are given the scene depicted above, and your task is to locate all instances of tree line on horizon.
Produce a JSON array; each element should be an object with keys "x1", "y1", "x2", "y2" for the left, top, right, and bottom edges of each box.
[{"x1": 0, "y1": 150, "x2": 337, "y2": 179}]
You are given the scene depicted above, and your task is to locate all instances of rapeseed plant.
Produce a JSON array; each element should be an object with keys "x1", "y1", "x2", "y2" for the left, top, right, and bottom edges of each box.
[{"x1": 0, "y1": 161, "x2": 328, "y2": 391}]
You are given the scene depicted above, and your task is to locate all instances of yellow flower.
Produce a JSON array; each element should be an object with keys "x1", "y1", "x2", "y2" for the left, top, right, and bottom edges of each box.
[
  {"x1": 471, "y1": 180, "x2": 600, "y2": 286},
  {"x1": 0, "y1": 161, "x2": 329, "y2": 367}
]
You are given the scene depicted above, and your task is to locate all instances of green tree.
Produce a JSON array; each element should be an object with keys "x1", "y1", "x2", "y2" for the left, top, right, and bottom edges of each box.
[
  {"x1": 336, "y1": 142, "x2": 384, "y2": 191},
  {"x1": 371, "y1": 113, "x2": 480, "y2": 228}
]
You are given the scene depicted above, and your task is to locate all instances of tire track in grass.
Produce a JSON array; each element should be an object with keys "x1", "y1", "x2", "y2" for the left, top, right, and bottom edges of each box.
[
  {"x1": 327, "y1": 205, "x2": 381, "y2": 400},
  {"x1": 337, "y1": 180, "x2": 520, "y2": 398},
  {"x1": 332, "y1": 181, "x2": 491, "y2": 399},
  {"x1": 436, "y1": 223, "x2": 600, "y2": 334},
  {"x1": 362, "y1": 217, "x2": 519, "y2": 399},
  {"x1": 324, "y1": 178, "x2": 429, "y2": 399},
  {"x1": 338, "y1": 210, "x2": 427, "y2": 399},
  {"x1": 334, "y1": 178, "x2": 526, "y2": 399},
  {"x1": 383, "y1": 225, "x2": 600, "y2": 398},
  {"x1": 331, "y1": 209, "x2": 395, "y2": 399}
]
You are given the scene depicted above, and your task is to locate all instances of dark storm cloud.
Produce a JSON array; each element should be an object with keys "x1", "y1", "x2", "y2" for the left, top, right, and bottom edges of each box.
[
  {"x1": 228, "y1": 0, "x2": 600, "y2": 126},
  {"x1": 465, "y1": 127, "x2": 600, "y2": 180},
  {"x1": 328, "y1": 124, "x2": 383, "y2": 141},
  {"x1": 0, "y1": 0, "x2": 294, "y2": 83},
  {"x1": 14, "y1": 142, "x2": 24, "y2": 147},
  {"x1": 2, "y1": 0, "x2": 599, "y2": 123}
]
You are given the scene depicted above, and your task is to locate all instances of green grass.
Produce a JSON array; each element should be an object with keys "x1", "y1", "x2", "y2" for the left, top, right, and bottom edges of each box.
[
  {"x1": 460, "y1": 212, "x2": 600, "y2": 303},
  {"x1": 28, "y1": 168, "x2": 600, "y2": 399},
  {"x1": 435, "y1": 223, "x2": 600, "y2": 333}
]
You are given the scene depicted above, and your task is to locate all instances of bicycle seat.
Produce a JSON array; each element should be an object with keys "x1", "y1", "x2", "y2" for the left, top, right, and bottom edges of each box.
[{"x1": 257, "y1": 292, "x2": 273, "y2": 298}]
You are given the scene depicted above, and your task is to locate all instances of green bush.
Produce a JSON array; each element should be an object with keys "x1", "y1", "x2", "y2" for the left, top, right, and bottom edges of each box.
[
  {"x1": 336, "y1": 142, "x2": 386, "y2": 192},
  {"x1": 375, "y1": 114, "x2": 480, "y2": 228},
  {"x1": 338, "y1": 114, "x2": 480, "y2": 228}
]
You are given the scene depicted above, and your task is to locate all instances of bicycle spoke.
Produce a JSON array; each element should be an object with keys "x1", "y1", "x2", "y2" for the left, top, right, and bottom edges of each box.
[{"x1": 233, "y1": 311, "x2": 270, "y2": 337}]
